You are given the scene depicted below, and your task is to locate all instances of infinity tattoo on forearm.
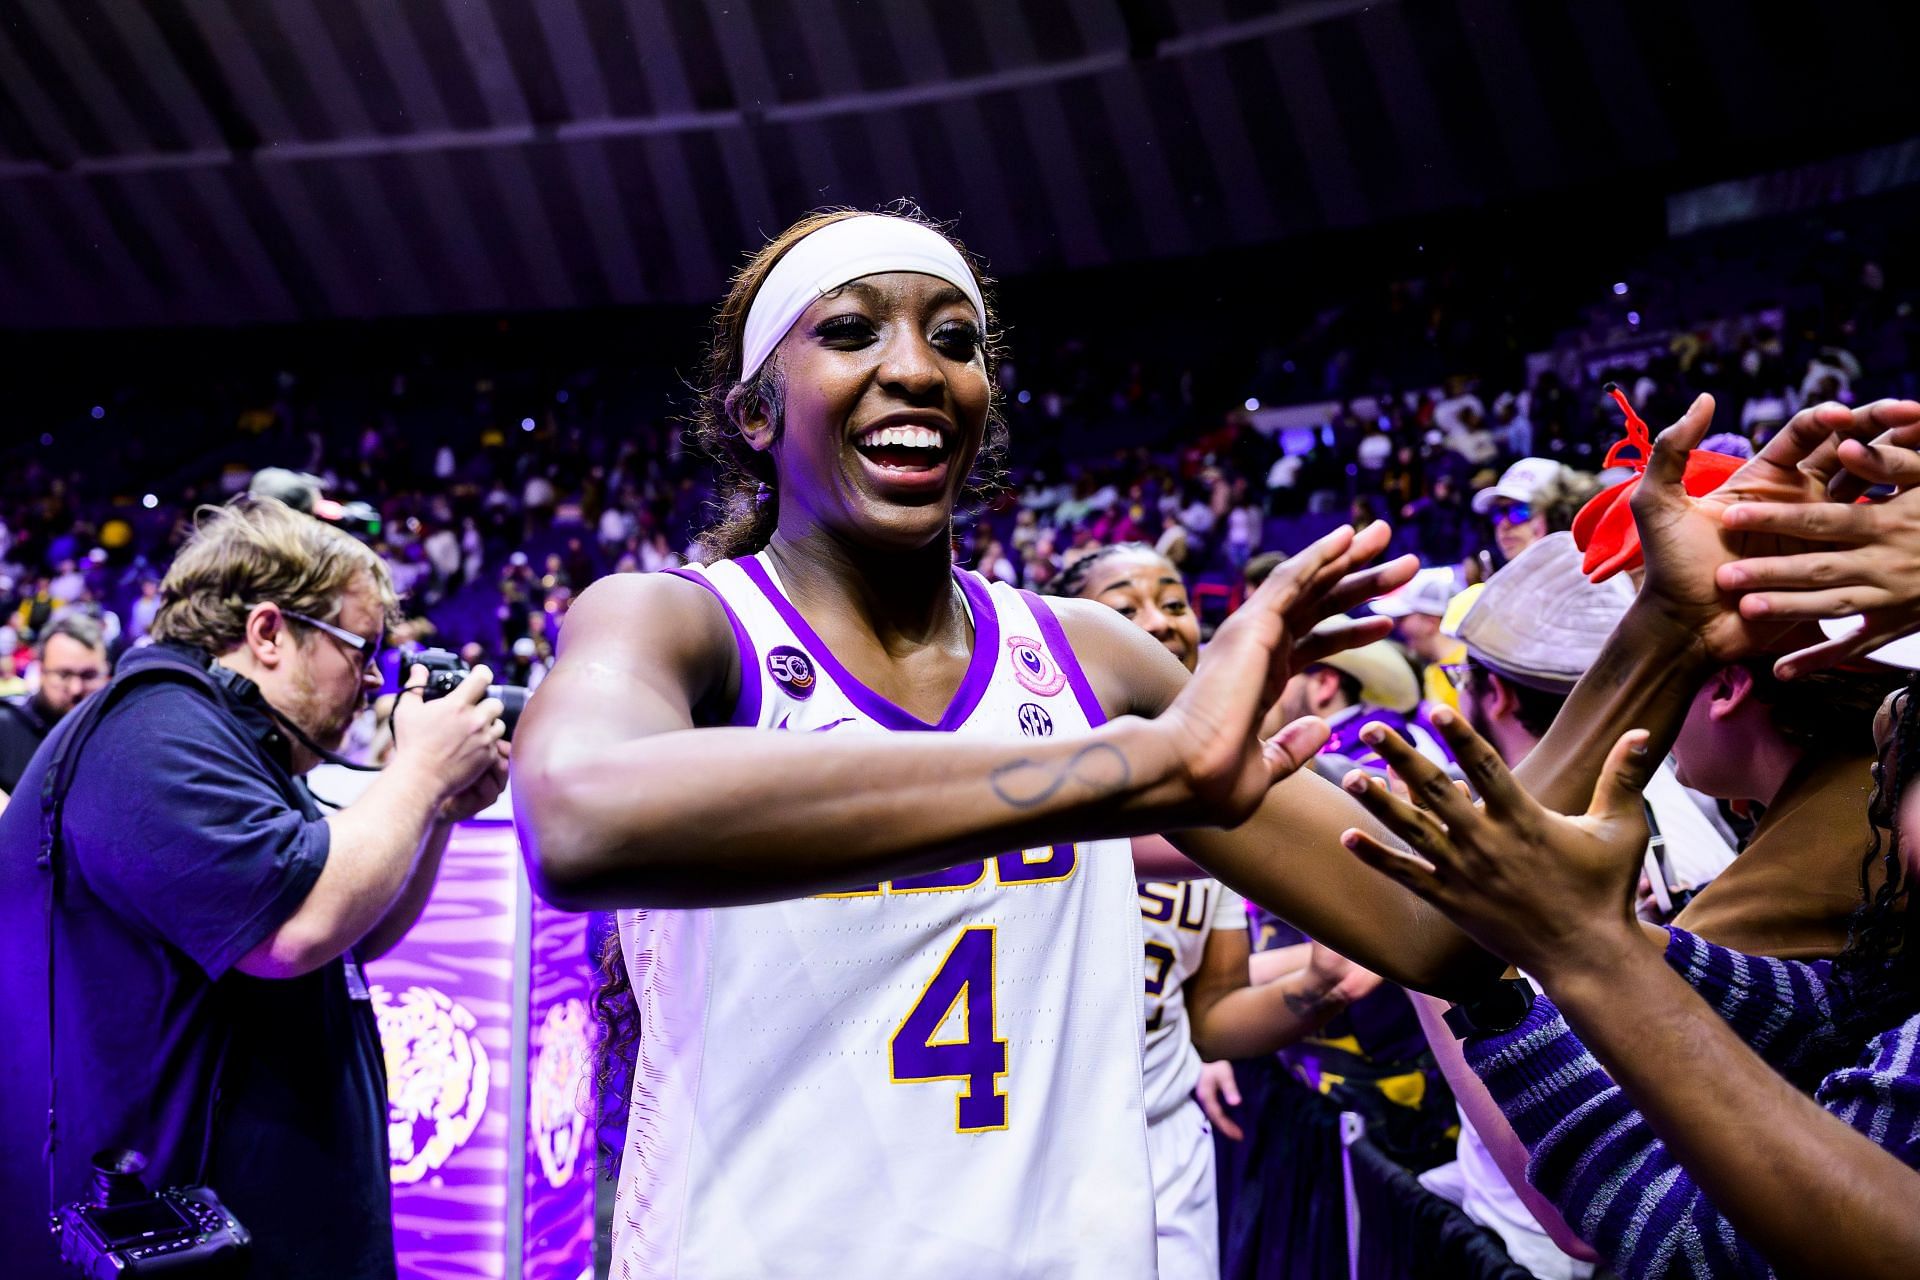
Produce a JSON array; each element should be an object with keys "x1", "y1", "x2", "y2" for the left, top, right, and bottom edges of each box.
[{"x1": 989, "y1": 743, "x2": 1133, "y2": 810}]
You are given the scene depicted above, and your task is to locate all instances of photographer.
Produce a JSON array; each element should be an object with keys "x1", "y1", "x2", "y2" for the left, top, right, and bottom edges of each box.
[{"x1": 0, "y1": 496, "x2": 508, "y2": 1279}]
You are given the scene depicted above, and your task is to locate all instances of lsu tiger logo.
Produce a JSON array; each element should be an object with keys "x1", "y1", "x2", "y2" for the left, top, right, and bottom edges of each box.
[{"x1": 372, "y1": 984, "x2": 490, "y2": 1185}]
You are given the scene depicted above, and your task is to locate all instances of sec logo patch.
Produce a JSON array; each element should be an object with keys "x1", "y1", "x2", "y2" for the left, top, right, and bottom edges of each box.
[
  {"x1": 767, "y1": 645, "x2": 817, "y2": 700},
  {"x1": 1005, "y1": 635, "x2": 1066, "y2": 697},
  {"x1": 1017, "y1": 703, "x2": 1054, "y2": 737}
]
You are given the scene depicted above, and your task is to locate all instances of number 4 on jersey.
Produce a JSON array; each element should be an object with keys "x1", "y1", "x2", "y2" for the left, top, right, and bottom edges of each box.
[{"x1": 890, "y1": 926, "x2": 1008, "y2": 1132}]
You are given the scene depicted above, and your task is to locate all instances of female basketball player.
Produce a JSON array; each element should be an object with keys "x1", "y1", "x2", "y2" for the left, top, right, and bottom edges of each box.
[
  {"x1": 1060, "y1": 542, "x2": 1379, "y2": 1279},
  {"x1": 513, "y1": 208, "x2": 1473, "y2": 1278}
]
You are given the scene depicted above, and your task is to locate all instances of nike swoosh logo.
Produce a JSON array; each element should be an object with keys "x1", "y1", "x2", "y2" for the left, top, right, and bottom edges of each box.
[{"x1": 775, "y1": 715, "x2": 857, "y2": 733}]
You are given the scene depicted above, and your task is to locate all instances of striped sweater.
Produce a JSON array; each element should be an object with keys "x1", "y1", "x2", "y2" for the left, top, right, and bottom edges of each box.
[{"x1": 1464, "y1": 928, "x2": 1920, "y2": 1279}]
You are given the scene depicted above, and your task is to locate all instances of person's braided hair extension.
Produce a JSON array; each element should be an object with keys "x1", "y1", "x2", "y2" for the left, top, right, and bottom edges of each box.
[
  {"x1": 592, "y1": 205, "x2": 1009, "y2": 1157},
  {"x1": 1834, "y1": 672, "x2": 1920, "y2": 1041},
  {"x1": 589, "y1": 928, "x2": 635, "y2": 1162}
]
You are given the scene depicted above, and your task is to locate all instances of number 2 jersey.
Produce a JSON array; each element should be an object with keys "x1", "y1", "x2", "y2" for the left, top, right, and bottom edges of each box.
[
  {"x1": 611, "y1": 554, "x2": 1156, "y2": 1279},
  {"x1": 1137, "y1": 879, "x2": 1247, "y2": 1124}
]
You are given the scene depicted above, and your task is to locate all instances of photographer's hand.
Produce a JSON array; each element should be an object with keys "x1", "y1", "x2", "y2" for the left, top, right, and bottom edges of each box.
[
  {"x1": 389, "y1": 663, "x2": 508, "y2": 805},
  {"x1": 439, "y1": 745, "x2": 510, "y2": 825}
]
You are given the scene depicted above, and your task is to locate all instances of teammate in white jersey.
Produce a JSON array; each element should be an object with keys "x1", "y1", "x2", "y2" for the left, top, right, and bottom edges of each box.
[
  {"x1": 510, "y1": 208, "x2": 1497, "y2": 1279},
  {"x1": 1062, "y1": 542, "x2": 1383, "y2": 1278}
]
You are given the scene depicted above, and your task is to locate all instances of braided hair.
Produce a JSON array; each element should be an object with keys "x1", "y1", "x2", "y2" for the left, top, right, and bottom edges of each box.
[
  {"x1": 1050, "y1": 542, "x2": 1160, "y2": 600},
  {"x1": 1833, "y1": 672, "x2": 1920, "y2": 1039}
]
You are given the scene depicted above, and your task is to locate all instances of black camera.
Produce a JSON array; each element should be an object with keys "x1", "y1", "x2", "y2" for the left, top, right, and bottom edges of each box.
[
  {"x1": 408, "y1": 646, "x2": 530, "y2": 741},
  {"x1": 56, "y1": 1149, "x2": 250, "y2": 1278}
]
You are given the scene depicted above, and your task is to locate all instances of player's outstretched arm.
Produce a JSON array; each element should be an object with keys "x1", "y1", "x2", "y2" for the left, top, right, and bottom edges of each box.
[
  {"x1": 513, "y1": 525, "x2": 1394, "y2": 909},
  {"x1": 1058, "y1": 535, "x2": 1506, "y2": 1001}
]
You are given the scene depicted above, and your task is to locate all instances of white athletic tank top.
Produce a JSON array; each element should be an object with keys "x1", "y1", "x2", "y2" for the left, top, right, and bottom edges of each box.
[
  {"x1": 611, "y1": 554, "x2": 1156, "y2": 1279},
  {"x1": 1138, "y1": 878, "x2": 1247, "y2": 1125}
]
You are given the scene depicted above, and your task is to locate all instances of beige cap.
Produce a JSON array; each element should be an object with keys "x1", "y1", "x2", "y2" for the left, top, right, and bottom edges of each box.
[{"x1": 1454, "y1": 532, "x2": 1635, "y2": 693}]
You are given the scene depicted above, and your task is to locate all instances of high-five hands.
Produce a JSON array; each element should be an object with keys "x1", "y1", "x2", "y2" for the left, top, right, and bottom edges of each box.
[
  {"x1": 1624, "y1": 395, "x2": 1851, "y2": 664},
  {"x1": 1335, "y1": 707, "x2": 1655, "y2": 981},
  {"x1": 1154, "y1": 522, "x2": 1416, "y2": 828},
  {"x1": 1608, "y1": 393, "x2": 1920, "y2": 678},
  {"x1": 1713, "y1": 399, "x2": 1920, "y2": 677}
]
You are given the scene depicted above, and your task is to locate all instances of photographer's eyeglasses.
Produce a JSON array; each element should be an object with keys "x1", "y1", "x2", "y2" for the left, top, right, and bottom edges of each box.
[{"x1": 281, "y1": 609, "x2": 386, "y2": 673}]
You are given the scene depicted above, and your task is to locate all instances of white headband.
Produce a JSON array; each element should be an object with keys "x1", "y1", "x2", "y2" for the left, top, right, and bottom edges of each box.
[{"x1": 739, "y1": 215, "x2": 986, "y2": 381}]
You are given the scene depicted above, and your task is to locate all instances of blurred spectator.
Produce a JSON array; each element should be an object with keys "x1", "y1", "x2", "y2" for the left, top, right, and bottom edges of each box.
[
  {"x1": 0, "y1": 612, "x2": 111, "y2": 795},
  {"x1": 1470, "y1": 458, "x2": 1567, "y2": 565},
  {"x1": 1370, "y1": 567, "x2": 1466, "y2": 710},
  {"x1": 128, "y1": 578, "x2": 162, "y2": 642},
  {"x1": 1269, "y1": 640, "x2": 1451, "y2": 770}
]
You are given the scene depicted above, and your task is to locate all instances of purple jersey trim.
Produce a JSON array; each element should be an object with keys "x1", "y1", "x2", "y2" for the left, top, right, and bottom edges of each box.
[
  {"x1": 663, "y1": 567, "x2": 762, "y2": 728},
  {"x1": 737, "y1": 556, "x2": 1001, "y2": 733},
  {"x1": 1021, "y1": 591, "x2": 1109, "y2": 729}
]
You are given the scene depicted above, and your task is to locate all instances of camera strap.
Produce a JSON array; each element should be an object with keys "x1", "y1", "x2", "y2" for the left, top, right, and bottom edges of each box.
[
  {"x1": 254, "y1": 696, "x2": 384, "y2": 773},
  {"x1": 37, "y1": 650, "x2": 248, "y2": 1224}
]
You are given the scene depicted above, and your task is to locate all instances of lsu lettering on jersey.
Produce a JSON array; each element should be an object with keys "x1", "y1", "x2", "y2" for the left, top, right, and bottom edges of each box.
[
  {"x1": 612, "y1": 554, "x2": 1156, "y2": 1279},
  {"x1": 1137, "y1": 879, "x2": 1248, "y2": 1124}
]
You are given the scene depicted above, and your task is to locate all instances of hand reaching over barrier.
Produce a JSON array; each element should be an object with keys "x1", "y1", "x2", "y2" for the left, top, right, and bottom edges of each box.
[{"x1": 1714, "y1": 399, "x2": 1920, "y2": 677}]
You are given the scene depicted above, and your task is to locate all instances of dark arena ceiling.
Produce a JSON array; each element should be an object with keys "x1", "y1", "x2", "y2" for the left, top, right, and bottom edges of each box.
[{"x1": 0, "y1": 0, "x2": 1914, "y2": 329}]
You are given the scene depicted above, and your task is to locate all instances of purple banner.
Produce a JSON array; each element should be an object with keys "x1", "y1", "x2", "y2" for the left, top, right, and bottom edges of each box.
[
  {"x1": 368, "y1": 822, "x2": 519, "y2": 1280},
  {"x1": 523, "y1": 898, "x2": 594, "y2": 1280}
]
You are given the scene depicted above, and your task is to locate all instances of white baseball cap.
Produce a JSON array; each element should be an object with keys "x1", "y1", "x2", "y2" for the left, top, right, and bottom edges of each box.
[
  {"x1": 1471, "y1": 457, "x2": 1565, "y2": 515},
  {"x1": 1370, "y1": 566, "x2": 1460, "y2": 619}
]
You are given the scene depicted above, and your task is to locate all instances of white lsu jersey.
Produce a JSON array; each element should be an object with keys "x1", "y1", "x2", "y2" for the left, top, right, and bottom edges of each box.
[
  {"x1": 612, "y1": 553, "x2": 1156, "y2": 1279},
  {"x1": 1137, "y1": 878, "x2": 1248, "y2": 1124}
]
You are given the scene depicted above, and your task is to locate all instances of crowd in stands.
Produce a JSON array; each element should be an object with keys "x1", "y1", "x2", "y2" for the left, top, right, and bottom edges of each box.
[{"x1": 7, "y1": 194, "x2": 1918, "y2": 708}]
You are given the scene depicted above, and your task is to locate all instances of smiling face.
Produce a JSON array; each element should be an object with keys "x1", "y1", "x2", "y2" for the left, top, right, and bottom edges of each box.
[
  {"x1": 1076, "y1": 546, "x2": 1200, "y2": 671},
  {"x1": 743, "y1": 272, "x2": 991, "y2": 552}
]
